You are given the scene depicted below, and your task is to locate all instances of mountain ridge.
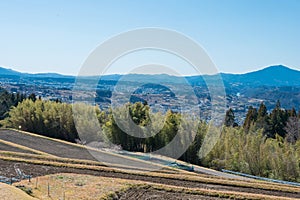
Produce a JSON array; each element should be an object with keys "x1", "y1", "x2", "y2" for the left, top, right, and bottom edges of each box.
[
  {"x1": 0, "y1": 65, "x2": 299, "y2": 86},
  {"x1": 220, "y1": 65, "x2": 300, "y2": 86}
]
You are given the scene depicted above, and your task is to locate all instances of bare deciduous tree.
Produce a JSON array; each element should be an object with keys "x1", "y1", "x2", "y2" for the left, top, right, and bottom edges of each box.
[{"x1": 285, "y1": 117, "x2": 300, "y2": 144}]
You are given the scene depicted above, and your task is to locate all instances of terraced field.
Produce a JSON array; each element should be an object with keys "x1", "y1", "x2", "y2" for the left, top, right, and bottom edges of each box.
[
  {"x1": 0, "y1": 129, "x2": 180, "y2": 172},
  {"x1": 1, "y1": 129, "x2": 300, "y2": 199}
]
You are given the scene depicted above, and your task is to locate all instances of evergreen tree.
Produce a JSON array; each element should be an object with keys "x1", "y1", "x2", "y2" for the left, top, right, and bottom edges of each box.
[
  {"x1": 288, "y1": 107, "x2": 297, "y2": 118},
  {"x1": 255, "y1": 102, "x2": 270, "y2": 135},
  {"x1": 0, "y1": 88, "x2": 25, "y2": 120},
  {"x1": 243, "y1": 106, "x2": 258, "y2": 132},
  {"x1": 28, "y1": 93, "x2": 37, "y2": 102},
  {"x1": 270, "y1": 100, "x2": 288, "y2": 138},
  {"x1": 224, "y1": 108, "x2": 237, "y2": 127}
]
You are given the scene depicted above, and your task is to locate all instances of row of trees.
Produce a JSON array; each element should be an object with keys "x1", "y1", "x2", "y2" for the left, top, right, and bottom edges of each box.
[
  {"x1": 225, "y1": 101, "x2": 300, "y2": 140},
  {"x1": 243, "y1": 101, "x2": 294, "y2": 138}
]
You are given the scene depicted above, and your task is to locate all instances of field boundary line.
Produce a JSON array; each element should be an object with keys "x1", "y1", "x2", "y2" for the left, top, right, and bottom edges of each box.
[{"x1": 0, "y1": 138, "x2": 55, "y2": 156}]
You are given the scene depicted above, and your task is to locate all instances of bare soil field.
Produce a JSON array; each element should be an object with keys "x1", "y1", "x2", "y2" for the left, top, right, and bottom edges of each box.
[
  {"x1": 0, "y1": 129, "x2": 172, "y2": 171},
  {"x1": 118, "y1": 188, "x2": 222, "y2": 200}
]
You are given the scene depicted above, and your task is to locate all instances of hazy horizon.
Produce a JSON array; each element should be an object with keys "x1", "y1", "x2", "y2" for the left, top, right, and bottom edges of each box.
[{"x1": 0, "y1": 64, "x2": 298, "y2": 77}]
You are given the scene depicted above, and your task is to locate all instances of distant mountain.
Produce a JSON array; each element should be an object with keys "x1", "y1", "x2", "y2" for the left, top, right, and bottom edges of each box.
[
  {"x1": 30, "y1": 72, "x2": 74, "y2": 78},
  {"x1": 0, "y1": 67, "x2": 22, "y2": 76},
  {"x1": 220, "y1": 65, "x2": 300, "y2": 87},
  {"x1": 0, "y1": 65, "x2": 300, "y2": 86},
  {"x1": 0, "y1": 67, "x2": 74, "y2": 78},
  {"x1": 113, "y1": 65, "x2": 300, "y2": 87}
]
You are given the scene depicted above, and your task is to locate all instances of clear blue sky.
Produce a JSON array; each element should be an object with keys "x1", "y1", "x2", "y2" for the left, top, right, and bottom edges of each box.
[{"x1": 1, "y1": 0, "x2": 300, "y2": 75}]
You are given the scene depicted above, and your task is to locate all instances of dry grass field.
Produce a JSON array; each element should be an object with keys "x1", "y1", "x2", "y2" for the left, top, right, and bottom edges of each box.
[{"x1": 0, "y1": 182, "x2": 37, "y2": 200}]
